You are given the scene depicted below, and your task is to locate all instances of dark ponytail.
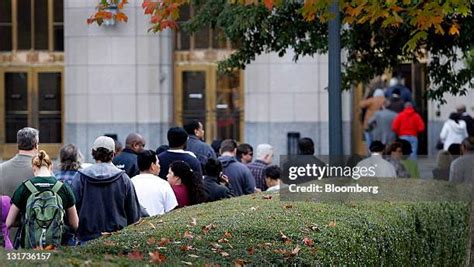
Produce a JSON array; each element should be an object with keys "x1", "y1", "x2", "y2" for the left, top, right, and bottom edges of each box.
[{"x1": 170, "y1": 161, "x2": 208, "y2": 205}]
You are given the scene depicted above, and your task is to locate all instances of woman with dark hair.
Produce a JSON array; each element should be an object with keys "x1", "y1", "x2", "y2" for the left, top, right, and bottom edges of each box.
[
  {"x1": 167, "y1": 161, "x2": 207, "y2": 208},
  {"x1": 56, "y1": 144, "x2": 83, "y2": 186},
  {"x1": 440, "y1": 112, "x2": 468, "y2": 151}
]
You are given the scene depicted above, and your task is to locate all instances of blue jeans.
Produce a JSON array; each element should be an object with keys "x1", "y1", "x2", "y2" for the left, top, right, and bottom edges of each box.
[
  {"x1": 364, "y1": 131, "x2": 372, "y2": 155},
  {"x1": 400, "y1": 135, "x2": 418, "y2": 160}
]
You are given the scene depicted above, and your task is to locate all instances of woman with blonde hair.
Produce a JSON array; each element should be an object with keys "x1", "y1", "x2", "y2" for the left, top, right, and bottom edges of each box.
[{"x1": 6, "y1": 150, "x2": 78, "y2": 249}]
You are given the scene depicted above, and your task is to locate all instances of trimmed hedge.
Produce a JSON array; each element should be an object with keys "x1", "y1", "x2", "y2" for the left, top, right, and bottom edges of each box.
[{"x1": 0, "y1": 194, "x2": 470, "y2": 266}]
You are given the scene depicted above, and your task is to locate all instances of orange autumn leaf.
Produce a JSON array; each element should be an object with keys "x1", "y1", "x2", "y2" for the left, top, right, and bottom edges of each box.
[
  {"x1": 303, "y1": 237, "x2": 314, "y2": 247},
  {"x1": 202, "y1": 224, "x2": 216, "y2": 235},
  {"x1": 328, "y1": 220, "x2": 336, "y2": 227},
  {"x1": 158, "y1": 238, "x2": 171, "y2": 247},
  {"x1": 224, "y1": 231, "x2": 233, "y2": 238},
  {"x1": 264, "y1": 0, "x2": 274, "y2": 10},
  {"x1": 149, "y1": 251, "x2": 166, "y2": 264},
  {"x1": 115, "y1": 12, "x2": 128, "y2": 22},
  {"x1": 449, "y1": 23, "x2": 460, "y2": 36},
  {"x1": 180, "y1": 245, "x2": 194, "y2": 251}
]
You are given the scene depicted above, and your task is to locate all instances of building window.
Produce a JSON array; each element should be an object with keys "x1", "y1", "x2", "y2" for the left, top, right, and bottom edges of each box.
[
  {"x1": 175, "y1": 4, "x2": 234, "y2": 51},
  {"x1": 0, "y1": 0, "x2": 64, "y2": 52}
]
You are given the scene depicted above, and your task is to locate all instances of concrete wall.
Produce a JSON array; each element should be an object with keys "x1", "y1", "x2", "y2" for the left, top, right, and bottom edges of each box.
[
  {"x1": 64, "y1": 0, "x2": 173, "y2": 160},
  {"x1": 244, "y1": 50, "x2": 352, "y2": 158}
]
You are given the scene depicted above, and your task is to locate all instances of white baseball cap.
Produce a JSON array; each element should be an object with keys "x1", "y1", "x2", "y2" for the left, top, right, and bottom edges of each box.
[{"x1": 92, "y1": 136, "x2": 115, "y2": 152}]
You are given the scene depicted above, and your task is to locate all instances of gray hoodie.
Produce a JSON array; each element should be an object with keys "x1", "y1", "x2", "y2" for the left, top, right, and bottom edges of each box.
[
  {"x1": 71, "y1": 163, "x2": 141, "y2": 242},
  {"x1": 218, "y1": 156, "x2": 255, "y2": 196}
]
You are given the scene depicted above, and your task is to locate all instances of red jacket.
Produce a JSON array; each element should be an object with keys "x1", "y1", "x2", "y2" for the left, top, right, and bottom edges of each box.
[{"x1": 392, "y1": 107, "x2": 425, "y2": 136}]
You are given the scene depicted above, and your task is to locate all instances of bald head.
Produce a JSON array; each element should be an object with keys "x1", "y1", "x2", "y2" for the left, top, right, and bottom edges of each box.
[{"x1": 125, "y1": 133, "x2": 145, "y2": 153}]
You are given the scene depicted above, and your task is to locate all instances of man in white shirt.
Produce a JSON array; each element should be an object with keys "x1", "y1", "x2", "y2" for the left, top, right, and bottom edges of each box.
[{"x1": 132, "y1": 150, "x2": 177, "y2": 216}]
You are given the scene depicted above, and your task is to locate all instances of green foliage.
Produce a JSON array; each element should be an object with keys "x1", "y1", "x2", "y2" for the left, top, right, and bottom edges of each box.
[
  {"x1": 181, "y1": 0, "x2": 474, "y2": 103},
  {"x1": 0, "y1": 189, "x2": 469, "y2": 266}
]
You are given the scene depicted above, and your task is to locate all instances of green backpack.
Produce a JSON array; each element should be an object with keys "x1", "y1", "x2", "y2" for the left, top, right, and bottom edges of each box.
[{"x1": 23, "y1": 180, "x2": 65, "y2": 249}]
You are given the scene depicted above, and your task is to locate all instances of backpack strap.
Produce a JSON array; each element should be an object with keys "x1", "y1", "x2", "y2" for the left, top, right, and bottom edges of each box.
[
  {"x1": 24, "y1": 181, "x2": 38, "y2": 194},
  {"x1": 51, "y1": 181, "x2": 63, "y2": 193}
]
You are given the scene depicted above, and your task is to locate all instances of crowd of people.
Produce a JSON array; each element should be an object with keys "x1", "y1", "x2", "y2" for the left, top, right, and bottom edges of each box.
[
  {"x1": 1, "y1": 106, "x2": 473, "y2": 249},
  {"x1": 0, "y1": 123, "x2": 279, "y2": 249},
  {"x1": 360, "y1": 75, "x2": 474, "y2": 181}
]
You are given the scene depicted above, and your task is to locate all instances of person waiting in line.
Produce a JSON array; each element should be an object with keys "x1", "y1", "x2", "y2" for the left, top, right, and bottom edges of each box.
[
  {"x1": 265, "y1": 165, "x2": 285, "y2": 192},
  {"x1": 167, "y1": 161, "x2": 208, "y2": 208},
  {"x1": 71, "y1": 136, "x2": 141, "y2": 243},
  {"x1": 385, "y1": 142, "x2": 410, "y2": 178},
  {"x1": 55, "y1": 144, "x2": 84, "y2": 186},
  {"x1": 113, "y1": 133, "x2": 146, "y2": 178},
  {"x1": 432, "y1": 150, "x2": 453, "y2": 181},
  {"x1": 356, "y1": 141, "x2": 397, "y2": 178},
  {"x1": 449, "y1": 137, "x2": 474, "y2": 184},
  {"x1": 247, "y1": 144, "x2": 274, "y2": 191},
  {"x1": 202, "y1": 158, "x2": 233, "y2": 202},
  {"x1": 1, "y1": 196, "x2": 13, "y2": 249},
  {"x1": 392, "y1": 102, "x2": 425, "y2": 159},
  {"x1": 132, "y1": 150, "x2": 177, "y2": 216},
  {"x1": 158, "y1": 127, "x2": 202, "y2": 180},
  {"x1": 440, "y1": 112, "x2": 468, "y2": 152},
  {"x1": 359, "y1": 88, "x2": 386, "y2": 153},
  {"x1": 6, "y1": 150, "x2": 79, "y2": 249},
  {"x1": 184, "y1": 121, "x2": 217, "y2": 170},
  {"x1": 236, "y1": 143, "x2": 254, "y2": 164},
  {"x1": 397, "y1": 139, "x2": 420, "y2": 178},
  {"x1": 448, "y1": 143, "x2": 462, "y2": 159}
]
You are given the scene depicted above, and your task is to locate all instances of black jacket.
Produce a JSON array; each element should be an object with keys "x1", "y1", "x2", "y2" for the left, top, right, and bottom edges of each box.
[
  {"x1": 203, "y1": 175, "x2": 233, "y2": 202},
  {"x1": 112, "y1": 148, "x2": 140, "y2": 178},
  {"x1": 71, "y1": 163, "x2": 141, "y2": 242}
]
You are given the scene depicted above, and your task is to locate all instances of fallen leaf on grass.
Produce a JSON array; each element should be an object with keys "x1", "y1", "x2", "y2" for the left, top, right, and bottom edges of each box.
[
  {"x1": 308, "y1": 224, "x2": 320, "y2": 232},
  {"x1": 211, "y1": 243, "x2": 223, "y2": 249},
  {"x1": 148, "y1": 222, "x2": 156, "y2": 229},
  {"x1": 220, "y1": 251, "x2": 230, "y2": 257},
  {"x1": 184, "y1": 231, "x2": 194, "y2": 239},
  {"x1": 246, "y1": 247, "x2": 255, "y2": 255},
  {"x1": 159, "y1": 238, "x2": 171, "y2": 247},
  {"x1": 224, "y1": 231, "x2": 233, "y2": 238},
  {"x1": 188, "y1": 254, "x2": 200, "y2": 258},
  {"x1": 280, "y1": 231, "x2": 292, "y2": 244},
  {"x1": 181, "y1": 261, "x2": 193, "y2": 265},
  {"x1": 128, "y1": 251, "x2": 144, "y2": 260},
  {"x1": 202, "y1": 224, "x2": 216, "y2": 234},
  {"x1": 189, "y1": 217, "x2": 197, "y2": 227},
  {"x1": 303, "y1": 237, "x2": 314, "y2": 247},
  {"x1": 291, "y1": 245, "x2": 301, "y2": 256},
  {"x1": 149, "y1": 251, "x2": 166, "y2": 263},
  {"x1": 328, "y1": 220, "x2": 336, "y2": 227},
  {"x1": 180, "y1": 245, "x2": 194, "y2": 251},
  {"x1": 235, "y1": 258, "x2": 246, "y2": 266},
  {"x1": 262, "y1": 195, "x2": 273, "y2": 200},
  {"x1": 218, "y1": 238, "x2": 229, "y2": 243},
  {"x1": 283, "y1": 204, "x2": 293, "y2": 209},
  {"x1": 250, "y1": 206, "x2": 258, "y2": 211}
]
